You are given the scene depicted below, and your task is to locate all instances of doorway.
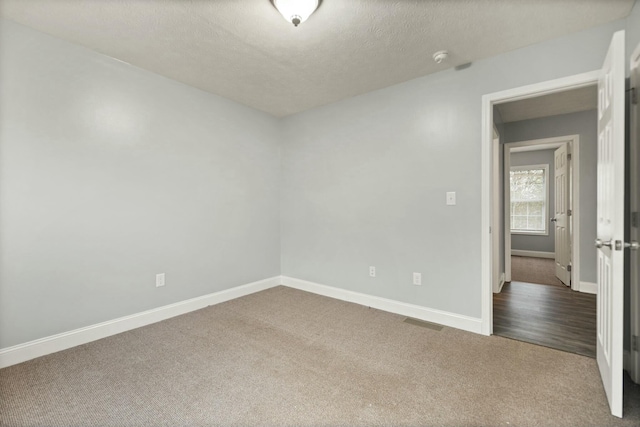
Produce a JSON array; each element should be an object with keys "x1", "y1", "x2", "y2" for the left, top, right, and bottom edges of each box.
[
  {"x1": 503, "y1": 136, "x2": 583, "y2": 291},
  {"x1": 482, "y1": 71, "x2": 601, "y2": 329},
  {"x1": 492, "y1": 107, "x2": 597, "y2": 357},
  {"x1": 482, "y1": 30, "x2": 634, "y2": 419}
]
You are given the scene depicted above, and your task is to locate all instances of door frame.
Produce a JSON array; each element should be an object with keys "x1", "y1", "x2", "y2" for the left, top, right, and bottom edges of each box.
[
  {"x1": 481, "y1": 70, "x2": 599, "y2": 335},
  {"x1": 503, "y1": 135, "x2": 581, "y2": 291},
  {"x1": 628, "y1": 42, "x2": 640, "y2": 384},
  {"x1": 492, "y1": 126, "x2": 503, "y2": 293}
]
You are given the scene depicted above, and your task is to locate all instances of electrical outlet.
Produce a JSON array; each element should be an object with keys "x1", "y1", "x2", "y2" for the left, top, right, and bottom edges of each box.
[
  {"x1": 413, "y1": 272, "x2": 422, "y2": 286},
  {"x1": 156, "y1": 273, "x2": 165, "y2": 287},
  {"x1": 369, "y1": 266, "x2": 376, "y2": 277},
  {"x1": 446, "y1": 192, "x2": 456, "y2": 205}
]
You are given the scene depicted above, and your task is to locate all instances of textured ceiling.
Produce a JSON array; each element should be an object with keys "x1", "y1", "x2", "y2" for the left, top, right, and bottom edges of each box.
[
  {"x1": 0, "y1": 0, "x2": 634, "y2": 117},
  {"x1": 497, "y1": 85, "x2": 598, "y2": 123}
]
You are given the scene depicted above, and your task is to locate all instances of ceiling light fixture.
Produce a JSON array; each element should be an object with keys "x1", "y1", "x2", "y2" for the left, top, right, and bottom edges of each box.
[{"x1": 273, "y1": 0, "x2": 319, "y2": 27}]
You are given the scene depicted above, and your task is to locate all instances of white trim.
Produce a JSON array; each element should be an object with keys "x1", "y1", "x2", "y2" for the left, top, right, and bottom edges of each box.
[
  {"x1": 0, "y1": 276, "x2": 281, "y2": 369},
  {"x1": 281, "y1": 276, "x2": 482, "y2": 334},
  {"x1": 511, "y1": 142, "x2": 568, "y2": 152},
  {"x1": 504, "y1": 144, "x2": 512, "y2": 284},
  {"x1": 511, "y1": 250, "x2": 555, "y2": 259},
  {"x1": 495, "y1": 273, "x2": 506, "y2": 294},
  {"x1": 511, "y1": 230, "x2": 549, "y2": 236},
  {"x1": 570, "y1": 137, "x2": 581, "y2": 293},
  {"x1": 482, "y1": 91, "x2": 493, "y2": 335},
  {"x1": 482, "y1": 70, "x2": 599, "y2": 336},
  {"x1": 580, "y1": 281, "x2": 598, "y2": 295},
  {"x1": 505, "y1": 136, "x2": 576, "y2": 149},
  {"x1": 492, "y1": 128, "x2": 501, "y2": 294}
]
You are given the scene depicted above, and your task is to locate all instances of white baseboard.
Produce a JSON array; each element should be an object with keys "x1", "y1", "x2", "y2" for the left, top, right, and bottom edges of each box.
[
  {"x1": 494, "y1": 273, "x2": 506, "y2": 294},
  {"x1": 0, "y1": 276, "x2": 281, "y2": 369},
  {"x1": 280, "y1": 276, "x2": 482, "y2": 334},
  {"x1": 511, "y1": 250, "x2": 555, "y2": 259},
  {"x1": 580, "y1": 281, "x2": 597, "y2": 294},
  {"x1": 2, "y1": 275, "x2": 487, "y2": 369}
]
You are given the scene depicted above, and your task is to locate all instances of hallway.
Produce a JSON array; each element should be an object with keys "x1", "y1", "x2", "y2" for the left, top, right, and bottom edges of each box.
[{"x1": 493, "y1": 256, "x2": 596, "y2": 357}]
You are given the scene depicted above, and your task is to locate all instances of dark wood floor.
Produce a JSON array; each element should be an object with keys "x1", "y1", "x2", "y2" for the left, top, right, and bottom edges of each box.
[{"x1": 494, "y1": 280, "x2": 597, "y2": 358}]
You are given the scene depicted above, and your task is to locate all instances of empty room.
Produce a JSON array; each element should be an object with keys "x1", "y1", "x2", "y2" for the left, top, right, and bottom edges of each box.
[{"x1": 1, "y1": 1, "x2": 640, "y2": 426}]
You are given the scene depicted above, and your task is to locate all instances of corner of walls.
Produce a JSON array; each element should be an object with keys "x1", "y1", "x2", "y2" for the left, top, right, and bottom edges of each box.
[
  {"x1": 0, "y1": 20, "x2": 282, "y2": 350},
  {"x1": 278, "y1": 18, "x2": 624, "y2": 324},
  {"x1": 2, "y1": 6, "x2": 635, "y2": 355},
  {"x1": 0, "y1": 276, "x2": 282, "y2": 368},
  {"x1": 276, "y1": 118, "x2": 287, "y2": 279},
  {"x1": 280, "y1": 276, "x2": 483, "y2": 334}
]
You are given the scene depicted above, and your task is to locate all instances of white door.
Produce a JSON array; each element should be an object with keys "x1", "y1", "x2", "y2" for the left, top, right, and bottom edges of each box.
[
  {"x1": 554, "y1": 144, "x2": 570, "y2": 286},
  {"x1": 596, "y1": 30, "x2": 625, "y2": 418},
  {"x1": 629, "y1": 42, "x2": 640, "y2": 384}
]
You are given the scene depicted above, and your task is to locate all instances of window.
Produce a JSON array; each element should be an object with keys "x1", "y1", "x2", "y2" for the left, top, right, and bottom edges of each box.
[{"x1": 510, "y1": 164, "x2": 548, "y2": 235}]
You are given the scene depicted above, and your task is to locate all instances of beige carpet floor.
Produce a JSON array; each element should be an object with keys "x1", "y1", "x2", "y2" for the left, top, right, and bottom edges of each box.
[
  {"x1": 511, "y1": 255, "x2": 566, "y2": 287},
  {"x1": 2, "y1": 286, "x2": 640, "y2": 426}
]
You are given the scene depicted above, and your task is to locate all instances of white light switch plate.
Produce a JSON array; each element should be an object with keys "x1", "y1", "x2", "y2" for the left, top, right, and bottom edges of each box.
[
  {"x1": 156, "y1": 273, "x2": 165, "y2": 287},
  {"x1": 446, "y1": 191, "x2": 456, "y2": 205},
  {"x1": 413, "y1": 272, "x2": 422, "y2": 286}
]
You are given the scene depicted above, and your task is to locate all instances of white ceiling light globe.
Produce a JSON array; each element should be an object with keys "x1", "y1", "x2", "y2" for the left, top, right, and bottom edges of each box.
[{"x1": 273, "y1": 0, "x2": 319, "y2": 27}]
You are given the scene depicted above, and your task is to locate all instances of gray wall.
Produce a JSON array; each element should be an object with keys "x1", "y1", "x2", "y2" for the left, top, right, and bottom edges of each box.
[
  {"x1": 3, "y1": 2, "x2": 639, "y2": 350},
  {"x1": 627, "y1": 0, "x2": 640, "y2": 66},
  {"x1": 503, "y1": 110, "x2": 598, "y2": 283},
  {"x1": 509, "y1": 149, "x2": 556, "y2": 254},
  {"x1": 0, "y1": 20, "x2": 281, "y2": 348},
  {"x1": 280, "y1": 21, "x2": 623, "y2": 318}
]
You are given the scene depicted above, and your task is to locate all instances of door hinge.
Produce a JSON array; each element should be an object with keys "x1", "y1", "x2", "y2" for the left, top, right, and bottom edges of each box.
[
  {"x1": 568, "y1": 209, "x2": 572, "y2": 216},
  {"x1": 632, "y1": 212, "x2": 639, "y2": 228},
  {"x1": 567, "y1": 264, "x2": 572, "y2": 272},
  {"x1": 632, "y1": 87, "x2": 638, "y2": 105},
  {"x1": 567, "y1": 153, "x2": 572, "y2": 161},
  {"x1": 633, "y1": 335, "x2": 639, "y2": 352}
]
